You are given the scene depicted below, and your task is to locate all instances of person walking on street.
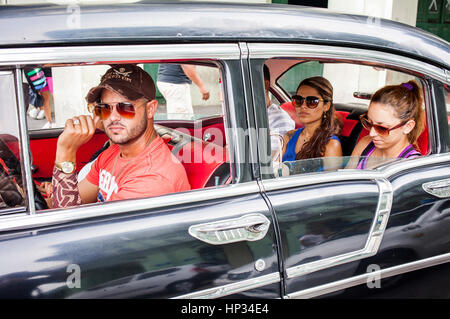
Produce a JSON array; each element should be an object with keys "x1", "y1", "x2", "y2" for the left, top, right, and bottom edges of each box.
[{"x1": 157, "y1": 64, "x2": 210, "y2": 119}]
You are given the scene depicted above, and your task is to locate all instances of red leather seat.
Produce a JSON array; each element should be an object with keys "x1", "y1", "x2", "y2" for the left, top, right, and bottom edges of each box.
[
  {"x1": 175, "y1": 139, "x2": 228, "y2": 189},
  {"x1": 156, "y1": 125, "x2": 229, "y2": 190}
]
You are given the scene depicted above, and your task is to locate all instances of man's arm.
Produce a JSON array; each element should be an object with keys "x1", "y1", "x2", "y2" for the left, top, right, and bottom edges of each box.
[
  {"x1": 180, "y1": 65, "x2": 210, "y2": 100},
  {"x1": 52, "y1": 115, "x2": 100, "y2": 208}
]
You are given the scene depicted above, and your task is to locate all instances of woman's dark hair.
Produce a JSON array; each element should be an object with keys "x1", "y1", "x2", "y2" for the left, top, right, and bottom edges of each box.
[
  {"x1": 295, "y1": 76, "x2": 342, "y2": 160},
  {"x1": 370, "y1": 80, "x2": 424, "y2": 148}
]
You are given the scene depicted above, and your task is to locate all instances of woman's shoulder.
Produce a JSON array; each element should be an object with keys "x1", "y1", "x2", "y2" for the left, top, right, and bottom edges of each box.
[{"x1": 325, "y1": 137, "x2": 342, "y2": 157}]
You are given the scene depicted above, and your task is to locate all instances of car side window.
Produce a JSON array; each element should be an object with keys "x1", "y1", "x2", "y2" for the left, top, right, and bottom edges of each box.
[
  {"x1": 266, "y1": 58, "x2": 428, "y2": 177},
  {"x1": 26, "y1": 64, "x2": 223, "y2": 130},
  {"x1": 22, "y1": 60, "x2": 231, "y2": 212},
  {"x1": 0, "y1": 71, "x2": 26, "y2": 213}
]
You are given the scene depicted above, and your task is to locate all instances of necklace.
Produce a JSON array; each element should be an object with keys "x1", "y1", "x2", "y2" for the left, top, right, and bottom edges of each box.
[{"x1": 301, "y1": 131, "x2": 310, "y2": 143}]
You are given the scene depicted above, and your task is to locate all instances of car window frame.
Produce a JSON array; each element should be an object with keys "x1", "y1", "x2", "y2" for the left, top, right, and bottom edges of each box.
[
  {"x1": 247, "y1": 42, "x2": 450, "y2": 184},
  {"x1": 0, "y1": 70, "x2": 31, "y2": 216},
  {"x1": 0, "y1": 43, "x2": 260, "y2": 231}
]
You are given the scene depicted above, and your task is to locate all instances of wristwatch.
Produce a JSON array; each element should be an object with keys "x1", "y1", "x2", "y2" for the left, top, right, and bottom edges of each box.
[{"x1": 54, "y1": 161, "x2": 76, "y2": 174}]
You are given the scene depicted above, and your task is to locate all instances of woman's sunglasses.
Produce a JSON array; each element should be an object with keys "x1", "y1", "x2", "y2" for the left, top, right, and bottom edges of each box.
[
  {"x1": 292, "y1": 95, "x2": 328, "y2": 109},
  {"x1": 88, "y1": 102, "x2": 139, "y2": 120},
  {"x1": 360, "y1": 113, "x2": 408, "y2": 137}
]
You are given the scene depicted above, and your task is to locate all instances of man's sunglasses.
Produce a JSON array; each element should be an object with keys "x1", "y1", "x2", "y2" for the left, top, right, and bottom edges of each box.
[
  {"x1": 292, "y1": 95, "x2": 328, "y2": 109},
  {"x1": 88, "y1": 102, "x2": 140, "y2": 120},
  {"x1": 360, "y1": 113, "x2": 408, "y2": 137}
]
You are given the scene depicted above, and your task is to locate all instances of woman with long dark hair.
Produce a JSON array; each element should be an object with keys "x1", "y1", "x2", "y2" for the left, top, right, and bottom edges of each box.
[{"x1": 281, "y1": 76, "x2": 342, "y2": 162}]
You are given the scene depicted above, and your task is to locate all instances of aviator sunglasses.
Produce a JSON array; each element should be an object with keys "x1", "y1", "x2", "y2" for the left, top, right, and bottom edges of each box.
[
  {"x1": 292, "y1": 95, "x2": 328, "y2": 109},
  {"x1": 88, "y1": 101, "x2": 142, "y2": 120},
  {"x1": 360, "y1": 113, "x2": 408, "y2": 137}
]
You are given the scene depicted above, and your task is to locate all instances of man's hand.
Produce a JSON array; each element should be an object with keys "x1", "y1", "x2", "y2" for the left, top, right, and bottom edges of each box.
[
  {"x1": 56, "y1": 115, "x2": 100, "y2": 163},
  {"x1": 36, "y1": 181, "x2": 52, "y2": 197}
]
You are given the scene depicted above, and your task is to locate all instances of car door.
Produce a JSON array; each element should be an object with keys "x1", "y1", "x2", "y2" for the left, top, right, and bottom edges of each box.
[
  {"x1": 0, "y1": 43, "x2": 282, "y2": 299},
  {"x1": 248, "y1": 42, "x2": 450, "y2": 298}
]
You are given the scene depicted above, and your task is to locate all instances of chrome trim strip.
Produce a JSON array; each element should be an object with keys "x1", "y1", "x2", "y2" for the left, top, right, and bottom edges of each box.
[
  {"x1": 262, "y1": 153, "x2": 450, "y2": 192},
  {"x1": 0, "y1": 182, "x2": 260, "y2": 232},
  {"x1": 13, "y1": 69, "x2": 35, "y2": 214},
  {"x1": 173, "y1": 272, "x2": 280, "y2": 299},
  {"x1": 0, "y1": 43, "x2": 241, "y2": 65},
  {"x1": 285, "y1": 179, "x2": 392, "y2": 279},
  {"x1": 247, "y1": 43, "x2": 448, "y2": 84},
  {"x1": 238, "y1": 42, "x2": 259, "y2": 169},
  {"x1": 286, "y1": 252, "x2": 450, "y2": 299}
]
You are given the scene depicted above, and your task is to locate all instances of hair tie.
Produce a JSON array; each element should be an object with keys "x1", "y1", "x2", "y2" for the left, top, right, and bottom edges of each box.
[{"x1": 402, "y1": 83, "x2": 414, "y2": 91}]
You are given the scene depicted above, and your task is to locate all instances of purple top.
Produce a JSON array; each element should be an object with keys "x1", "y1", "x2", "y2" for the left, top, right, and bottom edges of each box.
[{"x1": 356, "y1": 142, "x2": 421, "y2": 169}]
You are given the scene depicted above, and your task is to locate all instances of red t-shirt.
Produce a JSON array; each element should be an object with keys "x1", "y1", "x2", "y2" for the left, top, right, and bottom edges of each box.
[{"x1": 86, "y1": 136, "x2": 190, "y2": 201}]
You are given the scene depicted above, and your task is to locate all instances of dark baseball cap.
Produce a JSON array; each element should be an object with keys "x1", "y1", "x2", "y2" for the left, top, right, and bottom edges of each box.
[{"x1": 86, "y1": 64, "x2": 156, "y2": 103}]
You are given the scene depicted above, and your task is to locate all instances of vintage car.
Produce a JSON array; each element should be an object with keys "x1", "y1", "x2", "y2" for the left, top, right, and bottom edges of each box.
[{"x1": 0, "y1": 2, "x2": 449, "y2": 299}]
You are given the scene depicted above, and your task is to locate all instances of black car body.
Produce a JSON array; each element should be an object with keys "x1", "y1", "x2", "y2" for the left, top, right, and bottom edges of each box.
[{"x1": 0, "y1": 2, "x2": 449, "y2": 299}]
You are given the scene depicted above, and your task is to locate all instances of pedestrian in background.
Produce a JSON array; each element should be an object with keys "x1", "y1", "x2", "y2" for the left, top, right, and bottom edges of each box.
[{"x1": 157, "y1": 64, "x2": 210, "y2": 119}]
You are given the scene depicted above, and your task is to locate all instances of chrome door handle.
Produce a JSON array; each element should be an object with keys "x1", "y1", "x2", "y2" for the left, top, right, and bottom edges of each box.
[
  {"x1": 423, "y1": 178, "x2": 450, "y2": 198},
  {"x1": 188, "y1": 213, "x2": 271, "y2": 245}
]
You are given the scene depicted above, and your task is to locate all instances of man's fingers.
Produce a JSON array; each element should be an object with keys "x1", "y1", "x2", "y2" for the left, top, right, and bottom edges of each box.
[{"x1": 77, "y1": 115, "x2": 91, "y2": 134}]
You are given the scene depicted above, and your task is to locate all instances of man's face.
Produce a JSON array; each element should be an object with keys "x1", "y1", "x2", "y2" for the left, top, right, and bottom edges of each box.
[{"x1": 100, "y1": 88, "x2": 148, "y2": 145}]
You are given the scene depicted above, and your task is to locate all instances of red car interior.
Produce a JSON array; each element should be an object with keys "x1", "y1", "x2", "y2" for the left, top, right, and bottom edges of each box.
[
  {"x1": 29, "y1": 131, "x2": 109, "y2": 179},
  {"x1": 156, "y1": 116, "x2": 226, "y2": 147},
  {"x1": 154, "y1": 124, "x2": 229, "y2": 189}
]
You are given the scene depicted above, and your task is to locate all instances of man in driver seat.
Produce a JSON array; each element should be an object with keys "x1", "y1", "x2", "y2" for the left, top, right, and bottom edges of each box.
[{"x1": 52, "y1": 64, "x2": 190, "y2": 208}]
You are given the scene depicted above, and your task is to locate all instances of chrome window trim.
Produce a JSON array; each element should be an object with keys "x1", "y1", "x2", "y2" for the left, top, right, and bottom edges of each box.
[
  {"x1": 0, "y1": 43, "x2": 241, "y2": 65},
  {"x1": 238, "y1": 42, "x2": 259, "y2": 169},
  {"x1": 13, "y1": 69, "x2": 35, "y2": 214},
  {"x1": 173, "y1": 272, "x2": 280, "y2": 299},
  {"x1": 285, "y1": 179, "x2": 392, "y2": 279},
  {"x1": 262, "y1": 153, "x2": 450, "y2": 192},
  {"x1": 286, "y1": 252, "x2": 450, "y2": 299},
  {"x1": 0, "y1": 181, "x2": 260, "y2": 233},
  {"x1": 247, "y1": 43, "x2": 449, "y2": 85}
]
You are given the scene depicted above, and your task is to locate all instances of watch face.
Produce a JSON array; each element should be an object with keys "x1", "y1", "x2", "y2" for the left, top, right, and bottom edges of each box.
[{"x1": 62, "y1": 162, "x2": 74, "y2": 174}]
